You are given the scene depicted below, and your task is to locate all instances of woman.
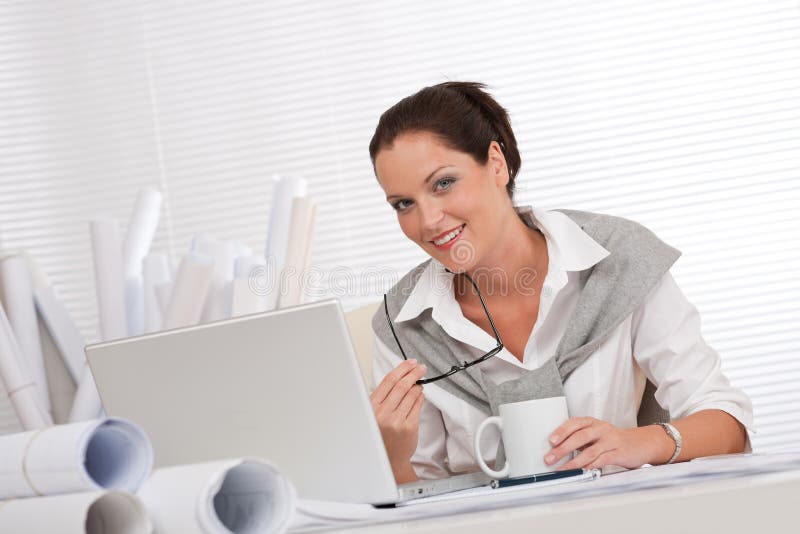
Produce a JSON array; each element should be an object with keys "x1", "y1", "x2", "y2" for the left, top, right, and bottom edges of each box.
[{"x1": 367, "y1": 81, "x2": 753, "y2": 484}]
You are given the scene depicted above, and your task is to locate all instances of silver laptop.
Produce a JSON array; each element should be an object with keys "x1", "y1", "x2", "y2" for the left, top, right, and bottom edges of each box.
[{"x1": 86, "y1": 299, "x2": 488, "y2": 505}]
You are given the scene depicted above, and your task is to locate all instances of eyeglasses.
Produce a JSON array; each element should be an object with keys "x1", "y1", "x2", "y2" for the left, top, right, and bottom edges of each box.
[{"x1": 383, "y1": 272, "x2": 504, "y2": 385}]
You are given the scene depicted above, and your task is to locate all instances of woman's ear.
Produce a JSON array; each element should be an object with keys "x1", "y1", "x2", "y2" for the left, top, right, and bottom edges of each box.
[{"x1": 487, "y1": 140, "x2": 510, "y2": 188}]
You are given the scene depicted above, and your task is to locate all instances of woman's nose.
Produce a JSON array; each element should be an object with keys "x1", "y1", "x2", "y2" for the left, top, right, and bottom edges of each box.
[{"x1": 417, "y1": 200, "x2": 444, "y2": 230}]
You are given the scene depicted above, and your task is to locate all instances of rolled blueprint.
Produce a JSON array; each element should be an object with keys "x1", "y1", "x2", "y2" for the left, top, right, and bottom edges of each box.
[
  {"x1": 162, "y1": 253, "x2": 214, "y2": 330},
  {"x1": 0, "y1": 490, "x2": 151, "y2": 534},
  {"x1": 90, "y1": 219, "x2": 128, "y2": 341},
  {"x1": 142, "y1": 254, "x2": 171, "y2": 334},
  {"x1": 278, "y1": 197, "x2": 317, "y2": 308},
  {"x1": 68, "y1": 368, "x2": 103, "y2": 423},
  {"x1": 0, "y1": 255, "x2": 51, "y2": 416},
  {"x1": 195, "y1": 237, "x2": 236, "y2": 323},
  {"x1": 33, "y1": 273, "x2": 86, "y2": 385},
  {"x1": 138, "y1": 458, "x2": 296, "y2": 534},
  {"x1": 0, "y1": 417, "x2": 153, "y2": 499},
  {"x1": 153, "y1": 282, "x2": 173, "y2": 316},
  {"x1": 265, "y1": 175, "x2": 307, "y2": 283},
  {"x1": 122, "y1": 188, "x2": 162, "y2": 338},
  {"x1": 0, "y1": 302, "x2": 51, "y2": 430},
  {"x1": 231, "y1": 256, "x2": 268, "y2": 317}
]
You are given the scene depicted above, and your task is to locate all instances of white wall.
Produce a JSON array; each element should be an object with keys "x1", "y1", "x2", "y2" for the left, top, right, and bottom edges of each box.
[{"x1": 0, "y1": 0, "x2": 798, "y2": 450}]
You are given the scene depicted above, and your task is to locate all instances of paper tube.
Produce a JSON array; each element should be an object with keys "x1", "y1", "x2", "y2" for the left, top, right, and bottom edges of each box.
[
  {"x1": 0, "y1": 302, "x2": 51, "y2": 430},
  {"x1": 278, "y1": 197, "x2": 317, "y2": 308},
  {"x1": 0, "y1": 417, "x2": 153, "y2": 499},
  {"x1": 0, "y1": 490, "x2": 151, "y2": 534},
  {"x1": 162, "y1": 253, "x2": 214, "y2": 330},
  {"x1": 194, "y1": 237, "x2": 236, "y2": 323},
  {"x1": 0, "y1": 255, "x2": 51, "y2": 416},
  {"x1": 34, "y1": 285, "x2": 86, "y2": 385},
  {"x1": 265, "y1": 176, "x2": 307, "y2": 279},
  {"x1": 122, "y1": 189, "x2": 162, "y2": 338},
  {"x1": 67, "y1": 368, "x2": 103, "y2": 423},
  {"x1": 142, "y1": 254, "x2": 170, "y2": 334},
  {"x1": 153, "y1": 282, "x2": 172, "y2": 317},
  {"x1": 138, "y1": 458, "x2": 296, "y2": 534},
  {"x1": 231, "y1": 256, "x2": 268, "y2": 317},
  {"x1": 90, "y1": 219, "x2": 127, "y2": 341}
]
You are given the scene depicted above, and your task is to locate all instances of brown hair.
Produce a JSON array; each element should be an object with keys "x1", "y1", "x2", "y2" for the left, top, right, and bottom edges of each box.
[{"x1": 369, "y1": 81, "x2": 521, "y2": 198}]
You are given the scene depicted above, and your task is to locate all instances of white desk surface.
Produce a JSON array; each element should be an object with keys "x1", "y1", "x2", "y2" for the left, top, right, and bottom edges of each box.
[{"x1": 324, "y1": 469, "x2": 800, "y2": 534}]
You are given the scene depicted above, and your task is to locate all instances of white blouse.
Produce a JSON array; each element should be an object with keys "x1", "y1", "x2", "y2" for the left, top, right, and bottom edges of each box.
[{"x1": 371, "y1": 207, "x2": 754, "y2": 479}]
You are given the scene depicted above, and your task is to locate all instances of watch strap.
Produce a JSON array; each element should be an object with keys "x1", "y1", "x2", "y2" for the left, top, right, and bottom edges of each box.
[{"x1": 654, "y1": 422, "x2": 682, "y2": 464}]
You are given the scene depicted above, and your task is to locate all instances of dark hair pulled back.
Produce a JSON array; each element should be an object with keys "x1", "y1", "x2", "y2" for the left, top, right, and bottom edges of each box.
[{"x1": 369, "y1": 81, "x2": 521, "y2": 198}]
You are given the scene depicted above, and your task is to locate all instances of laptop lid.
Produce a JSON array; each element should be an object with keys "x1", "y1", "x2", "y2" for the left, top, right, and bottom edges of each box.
[{"x1": 86, "y1": 299, "x2": 399, "y2": 504}]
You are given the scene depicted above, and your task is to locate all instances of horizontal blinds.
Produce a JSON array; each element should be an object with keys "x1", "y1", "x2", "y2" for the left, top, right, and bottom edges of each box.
[{"x1": 0, "y1": 0, "x2": 798, "y2": 450}]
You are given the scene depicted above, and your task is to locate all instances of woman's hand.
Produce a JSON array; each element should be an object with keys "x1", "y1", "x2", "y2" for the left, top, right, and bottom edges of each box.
[
  {"x1": 544, "y1": 417, "x2": 673, "y2": 470},
  {"x1": 370, "y1": 359, "x2": 427, "y2": 475}
]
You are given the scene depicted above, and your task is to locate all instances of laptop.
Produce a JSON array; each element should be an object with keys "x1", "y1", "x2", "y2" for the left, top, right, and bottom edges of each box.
[{"x1": 86, "y1": 299, "x2": 489, "y2": 505}]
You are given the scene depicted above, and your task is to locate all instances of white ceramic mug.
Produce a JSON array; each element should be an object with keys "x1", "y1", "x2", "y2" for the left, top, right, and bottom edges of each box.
[{"x1": 473, "y1": 396, "x2": 570, "y2": 478}]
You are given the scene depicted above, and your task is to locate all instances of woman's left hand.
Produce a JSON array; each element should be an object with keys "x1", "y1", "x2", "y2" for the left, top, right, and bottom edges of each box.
[{"x1": 544, "y1": 417, "x2": 663, "y2": 470}]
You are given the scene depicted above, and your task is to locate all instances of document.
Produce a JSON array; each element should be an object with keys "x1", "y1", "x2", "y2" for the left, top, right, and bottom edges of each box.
[
  {"x1": 0, "y1": 490, "x2": 151, "y2": 534},
  {"x1": 0, "y1": 418, "x2": 153, "y2": 499},
  {"x1": 138, "y1": 458, "x2": 296, "y2": 534}
]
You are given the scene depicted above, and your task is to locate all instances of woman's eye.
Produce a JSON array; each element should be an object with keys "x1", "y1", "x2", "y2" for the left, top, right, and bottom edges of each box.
[
  {"x1": 392, "y1": 199, "x2": 414, "y2": 211},
  {"x1": 435, "y1": 178, "x2": 455, "y2": 191}
]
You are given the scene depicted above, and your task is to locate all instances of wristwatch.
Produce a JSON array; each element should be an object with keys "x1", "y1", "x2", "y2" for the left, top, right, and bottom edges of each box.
[{"x1": 654, "y1": 422, "x2": 683, "y2": 464}]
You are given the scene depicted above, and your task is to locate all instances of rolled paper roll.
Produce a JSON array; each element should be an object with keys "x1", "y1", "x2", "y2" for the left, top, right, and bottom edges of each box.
[
  {"x1": 122, "y1": 189, "x2": 162, "y2": 337},
  {"x1": 231, "y1": 256, "x2": 268, "y2": 317},
  {"x1": 265, "y1": 175, "x2": 307, "y2": 281},
  {"x1": 34, "y1": 284, "x2": 86, "y2": 385},
  {"x1": 142, "y1": 254, "x2": 171, "y2": 334},
  {"x1": 0, "y1": 302, "x2": 51, "y2": 430},
  {"x1": 194, "y1": 237, "x2": 236, "y2": 323},
  {"x1": 0, "y1": 417, "x2": 153, "y2": 499},
  {"x1": 0, "y1": 490, "x2": 151, "y2": 534},
  {"x1": 67, "y1": 366, "x2": 103, "y2": 423},
  {"x1": 90, "y1": 219, "x2": 127, "y2": 341},
  {"x1": 0, "y1": 255, "x2": 51, "y2": 416},
  {"x1": 153, "y1": 282, "x2": 173, "y2": 317},
  {"x1": 162, "y1": 253, "x2": 214, "y2": 330},
  {"x1": 278, "y1": 197, "x2": 317, "y2": 308},
  {"x1": 138, "y1": 458, "x2": 296, "y2": 534}
]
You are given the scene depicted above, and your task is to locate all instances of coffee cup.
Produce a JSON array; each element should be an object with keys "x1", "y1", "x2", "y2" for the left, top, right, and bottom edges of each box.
[{"x1": 473, "y1": 396, "x2": 570, "y2": 478}]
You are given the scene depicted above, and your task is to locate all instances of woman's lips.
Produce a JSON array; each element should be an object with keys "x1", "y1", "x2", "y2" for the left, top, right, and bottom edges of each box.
[{"x1": 431, "y1": 224, "x2": 465, "y2": 250}]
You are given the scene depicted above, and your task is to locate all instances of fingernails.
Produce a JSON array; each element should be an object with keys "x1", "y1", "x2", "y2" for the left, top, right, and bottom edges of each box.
[
  {"x1": 419, "y1": 364, "x2": 427, "y2": 373},
  {"x1": 409, "y1": 359, "x2": 417, "y2": 364},
  {"x1": 549, "y1": 434, "x2": 559, "y2": 444},
  {"x1": 545, "y1": 454, "x2": 555, "y2": 464}
]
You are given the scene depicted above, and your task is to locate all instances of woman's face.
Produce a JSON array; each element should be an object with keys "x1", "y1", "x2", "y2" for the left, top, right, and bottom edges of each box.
[{"x1": 374, "y1": 131, "x2": 511, "y2": 273}]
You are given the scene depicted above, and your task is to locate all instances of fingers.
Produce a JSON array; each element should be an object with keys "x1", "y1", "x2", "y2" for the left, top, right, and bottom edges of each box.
[
  {"x1": 397, "y1": 384, "x2": 424, "y2": 419},
  {"x1": 546, "y1": 417, "x2": 611, "y2": 468},
  {"x1": 371, "y1": 359, "x2": 425, "y2": 406},
  {"x1": 557, "y1": 443, "x2": 615, "y2": 471},
  {"x1": 379, "y1": 363, "x2": 428, "y2": 412},
  {"x1": 548, "y1": 417, "x2": 595, "y2": 448}
]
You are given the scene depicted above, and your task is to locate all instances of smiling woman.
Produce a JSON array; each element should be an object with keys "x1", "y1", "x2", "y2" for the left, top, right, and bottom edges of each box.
[{"x1": 365, "y1": 82, "x2": 753, "y2": 485}]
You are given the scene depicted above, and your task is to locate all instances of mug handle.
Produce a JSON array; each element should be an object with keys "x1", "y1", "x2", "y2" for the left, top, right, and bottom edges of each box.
[{"x1": 473, "y1": 416, "x2": 509, "y2": 478}]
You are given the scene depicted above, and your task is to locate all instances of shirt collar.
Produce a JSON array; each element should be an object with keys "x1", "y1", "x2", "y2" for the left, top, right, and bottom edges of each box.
[{"x1": 392, "y1": 206, "x2": 609, "y2": 323}]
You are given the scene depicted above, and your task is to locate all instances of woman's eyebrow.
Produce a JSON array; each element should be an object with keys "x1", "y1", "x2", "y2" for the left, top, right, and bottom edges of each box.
[{"x1": 386, "y1": 165, "x2": 452, "y2": 201}]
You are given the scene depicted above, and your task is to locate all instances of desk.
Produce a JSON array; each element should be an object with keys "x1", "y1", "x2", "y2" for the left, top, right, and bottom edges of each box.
[{"x1": 325, "y1": 469, "x2": 800, "y2": 534}]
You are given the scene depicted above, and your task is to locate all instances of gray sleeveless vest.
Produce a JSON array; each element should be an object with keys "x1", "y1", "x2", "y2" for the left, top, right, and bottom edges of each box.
[{"x1": 372, "y1": 209, "x2": 679, "y2": 425}]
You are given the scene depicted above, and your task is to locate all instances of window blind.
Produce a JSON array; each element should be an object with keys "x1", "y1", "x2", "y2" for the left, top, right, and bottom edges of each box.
[{"x1": 0, "y1": 0, "x2": 797, "y2": 450}]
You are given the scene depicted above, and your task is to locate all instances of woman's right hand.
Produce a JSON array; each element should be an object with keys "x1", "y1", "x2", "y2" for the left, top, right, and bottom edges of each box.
[{"x1": 370, "y1": 359, "x2": 427, "y2": 473}]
